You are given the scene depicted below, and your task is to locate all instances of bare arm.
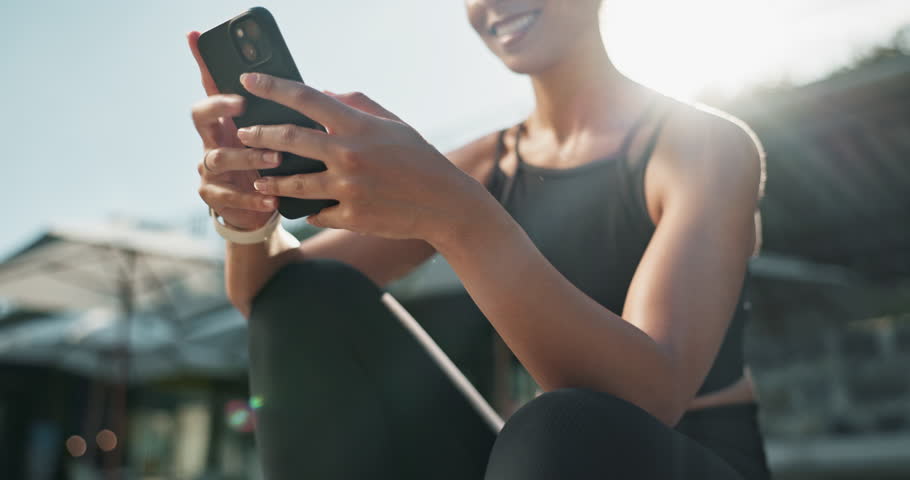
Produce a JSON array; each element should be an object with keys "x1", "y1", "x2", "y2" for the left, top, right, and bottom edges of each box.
[{"x1": 433, "y1": 111, "x2": 762, "y2": 426}]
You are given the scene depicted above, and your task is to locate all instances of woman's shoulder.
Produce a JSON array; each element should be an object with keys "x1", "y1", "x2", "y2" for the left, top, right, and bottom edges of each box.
[
  {"x1": 444, "y1": 129, "x2": 507, "y2": 185},
  {"x1": 666, "y1": 100, "x2": 763, "y2": 165},
  {"x1": 655, "y1": 98, "x2": 766, "y2": 198},
  {"x1": 658, "y1": 97, "x2": 763, "y2": 158}
]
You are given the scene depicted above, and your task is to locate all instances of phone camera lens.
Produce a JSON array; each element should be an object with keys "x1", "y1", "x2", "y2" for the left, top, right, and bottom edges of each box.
[
  {"x1": 241, "y1": 43, "x2": 258, "y2": 62},
  {"x1": 244, "y1": 21, "x2": 261, "y2": 39},
  {"x1": 235, "y1": 27, "x2": 245, "y2": 39}
]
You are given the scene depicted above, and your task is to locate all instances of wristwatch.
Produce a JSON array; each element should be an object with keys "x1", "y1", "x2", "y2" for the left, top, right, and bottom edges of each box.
[{"x1": 209, "y1": 207, "x2": 281, "y2": 244}]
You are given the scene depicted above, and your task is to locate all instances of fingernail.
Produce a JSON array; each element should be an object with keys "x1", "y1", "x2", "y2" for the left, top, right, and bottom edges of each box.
[
  {"x1": 240, "y1": 73, "x2": 258, "y2": 86},
  {"x1": 263, "y1": 197, "x2": 276, "y2": 208},
  {"x1": 253, "y1": 179, "x2": 268, "y2": 192},
  {"x1": 237, "y1": 128, "x2": 250, "y2": 139},
  {"x1": 264, "y1": 151, "x2": 280, "y2": 166}
]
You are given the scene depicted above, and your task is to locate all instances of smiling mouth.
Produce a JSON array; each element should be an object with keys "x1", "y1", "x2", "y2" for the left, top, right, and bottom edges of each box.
[{"x1": 488, "y1": 10, "x2": 541, "y2": 40}]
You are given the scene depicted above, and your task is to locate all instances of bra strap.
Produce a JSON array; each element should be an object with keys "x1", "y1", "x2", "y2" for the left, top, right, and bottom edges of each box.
[
  {"x1": 494, "y1": 128, "x2": 508, "y2": 167},
  {"x1": 615, "y1": 96, "x2": 662, "y2": 159},
  {"x1": 498, "y1": 124, "x2": 523, "y2": 204},
  {"x1": 626, "y1": 101, "x2": 675, "y2": 172}
]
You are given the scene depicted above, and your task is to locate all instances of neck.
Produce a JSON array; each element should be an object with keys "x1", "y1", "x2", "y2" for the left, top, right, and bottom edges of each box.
[{"x1": 527, "y1": 30, "x2": 645, "y2": 142}]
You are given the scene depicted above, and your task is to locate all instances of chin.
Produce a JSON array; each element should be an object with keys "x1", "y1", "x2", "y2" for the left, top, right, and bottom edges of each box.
[{"x1": 499, "y1": 50, "x2": 561, "y2": 75}]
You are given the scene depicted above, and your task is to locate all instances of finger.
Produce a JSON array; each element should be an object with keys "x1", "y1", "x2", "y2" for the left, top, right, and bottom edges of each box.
[
  {"x1": 188, "y1": 31, "x2": 220, "y2": 96},
  {"x1": 202, "y1": 148, "x2": 281, "y2": 176},
  {"x1": 199, "y1": 182, "x2": 278, "y2": 212},
  {"x1": 192, "y1": 95, "x2": 245, "y2": 148},
  {"x1": 252, "y1": 172, "x2": 334, "y2": 200},
  {"x1": 326, "y1": 91, "x2": 402, "y2": 122},
  {"x1": 240, "y1": 73, "x2": 365, "y2": 132},
  {"x1": 306, "y1": 203, "x2": 347, "y2": 230},
  {"x1": 236, "y1": 124, "x2": 338, "y2": 161}
]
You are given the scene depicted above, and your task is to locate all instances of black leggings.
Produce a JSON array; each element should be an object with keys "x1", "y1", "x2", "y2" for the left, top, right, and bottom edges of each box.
[{"x1": 248, "y1": 259, "x2": 769, "y2": 479}]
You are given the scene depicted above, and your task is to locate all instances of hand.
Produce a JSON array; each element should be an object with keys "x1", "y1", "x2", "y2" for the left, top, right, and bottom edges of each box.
[
  {"x1": 237, "y1": 73, "x2": 493, "y2": 245},
  {"x1": 187, "y1": 31, "x2": 280, "y2": 231}
]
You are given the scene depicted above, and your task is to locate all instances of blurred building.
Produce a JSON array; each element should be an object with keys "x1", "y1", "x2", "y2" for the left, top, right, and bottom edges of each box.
[
  {"x1": 726, "y1": 52, "x2": 910, "y2": 479},
  {"x1": 0, "y1": 223, "x2": 260, "y2": 480}
]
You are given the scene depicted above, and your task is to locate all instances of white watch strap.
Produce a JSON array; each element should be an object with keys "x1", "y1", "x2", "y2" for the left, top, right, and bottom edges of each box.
[{"x1": 209, "y1": 207, "x2": 281, "y2": 244}]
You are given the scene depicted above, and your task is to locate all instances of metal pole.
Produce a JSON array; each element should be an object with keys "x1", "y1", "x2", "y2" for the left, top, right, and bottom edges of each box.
[
  {"x1": 105, "y1": 249, "x2": 135, "y2": 480},
  {"x1": 380, "y1": 293, "x2": 504, "y2": 433}
]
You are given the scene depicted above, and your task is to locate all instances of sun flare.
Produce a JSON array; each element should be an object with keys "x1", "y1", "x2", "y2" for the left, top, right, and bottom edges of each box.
[{"x1": 603, "y1": 0, "x2": 782, "y2": 100}]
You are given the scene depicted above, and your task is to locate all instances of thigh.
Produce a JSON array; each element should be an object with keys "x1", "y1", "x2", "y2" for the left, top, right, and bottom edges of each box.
[
  {"x1": 249, "y1": 259, "x2": 496, "y2": 480},
  {"x1": 485, "y1": 389, "x2": 746, "y2": 480}
]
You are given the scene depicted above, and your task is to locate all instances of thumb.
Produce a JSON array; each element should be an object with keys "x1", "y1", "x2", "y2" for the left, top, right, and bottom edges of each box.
[{"x1": 325, "y1": 91, "x2": 403, "y2": 123}]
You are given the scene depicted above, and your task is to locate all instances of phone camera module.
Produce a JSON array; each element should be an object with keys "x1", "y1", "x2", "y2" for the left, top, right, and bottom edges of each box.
[{"x1": 232, "y1": 16, "x2": 270, "y2": 65}]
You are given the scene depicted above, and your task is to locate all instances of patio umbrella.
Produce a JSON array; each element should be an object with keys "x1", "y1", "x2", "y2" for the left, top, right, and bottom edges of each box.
[{"x1": 0, "y1": 220, "x2": 227, "y2": 476}]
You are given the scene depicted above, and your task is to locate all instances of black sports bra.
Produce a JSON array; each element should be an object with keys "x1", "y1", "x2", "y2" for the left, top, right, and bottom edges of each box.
[{"x1": 485, "y1": 103, "x2": 751, "y2": 397}]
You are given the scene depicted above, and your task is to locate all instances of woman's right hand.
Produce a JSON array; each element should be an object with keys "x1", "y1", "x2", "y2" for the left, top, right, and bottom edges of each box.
[{"x1": 188, "y1": 31, "x2": 280, "y2": 231}]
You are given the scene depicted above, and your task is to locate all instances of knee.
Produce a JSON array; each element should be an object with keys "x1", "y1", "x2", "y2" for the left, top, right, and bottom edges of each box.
[
  {"x1": 485, "y1": 388, "x2": 663, "y2": 480},
  {"x1": 500, "y1": 388, "x2": 655, "y2": 443},
  {"x1": 250, "y1": 259, "x2": 379, "y2": 321}
]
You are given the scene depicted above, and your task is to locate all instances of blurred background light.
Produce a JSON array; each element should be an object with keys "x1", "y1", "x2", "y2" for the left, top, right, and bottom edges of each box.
[
  {"x1": 95, "y1": 429, "x2": 117, "y2": 452},
  {"x1": 64, "y1": 435, "x2": 86, "y2": 458}
]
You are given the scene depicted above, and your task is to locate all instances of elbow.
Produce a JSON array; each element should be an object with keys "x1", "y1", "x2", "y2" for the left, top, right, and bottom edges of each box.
[
  {"x1": 619, "y1": 379, "x2": 688, "y2": 427},
  {"x1": 647, "y1": 383, "x2": 690, "y2": 427},
  {"x1": 619, "y1": 354, "x2": 692, "y2": 427},
  {"x1": 645, "y1": 355, "x2": 692, "y2": 427}
]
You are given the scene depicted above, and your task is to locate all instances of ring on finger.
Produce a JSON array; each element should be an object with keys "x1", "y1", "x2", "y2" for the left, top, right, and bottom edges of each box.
[{"x1": 202, "y1": 150, "x2": 215, "y2": 174}]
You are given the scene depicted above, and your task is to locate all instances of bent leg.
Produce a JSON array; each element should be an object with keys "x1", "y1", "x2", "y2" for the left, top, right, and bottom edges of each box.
[
  {"x1": 485, "y1": 388, "x2": 748, "y2": 480},
  {"x1": 248, "y1": 259, "x2": 495, "y2": 480}
]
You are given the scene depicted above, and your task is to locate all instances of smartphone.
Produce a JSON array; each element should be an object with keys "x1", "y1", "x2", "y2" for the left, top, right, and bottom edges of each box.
[{"x1": 198, "y1": 7, "x2": 337, "y2": 219}]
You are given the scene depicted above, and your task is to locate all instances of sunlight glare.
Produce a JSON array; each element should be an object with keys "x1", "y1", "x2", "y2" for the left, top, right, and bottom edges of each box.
[{"x1": 604, "y1": 0, "x2": 780, "y2": 100}]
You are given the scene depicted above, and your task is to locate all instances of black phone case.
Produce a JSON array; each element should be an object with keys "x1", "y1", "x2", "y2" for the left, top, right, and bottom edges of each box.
[{"x1": 198, "y1": 7, "x2": 337, "y2": 219}]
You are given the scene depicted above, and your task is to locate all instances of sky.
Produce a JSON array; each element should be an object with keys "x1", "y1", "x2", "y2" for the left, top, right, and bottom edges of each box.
[{"x1": 1, "y1": 0, "x2": 908, "y2": 259}]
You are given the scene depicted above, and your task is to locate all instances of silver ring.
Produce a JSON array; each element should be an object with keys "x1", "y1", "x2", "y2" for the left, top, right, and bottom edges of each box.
[{"x1": 202, "y1": 150, "x2": 215, "y2": 173}]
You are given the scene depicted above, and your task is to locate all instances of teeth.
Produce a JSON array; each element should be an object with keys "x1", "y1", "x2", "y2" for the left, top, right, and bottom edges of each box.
[{"x1": 492, "y1": 13, "x2": 538, "y2": 37}]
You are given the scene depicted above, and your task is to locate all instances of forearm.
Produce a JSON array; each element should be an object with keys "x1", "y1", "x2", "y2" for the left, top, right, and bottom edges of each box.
[
  {"x1": 430, "y1": 202, "x2": 684, "y2": 425},
  {"x1": 225, "y1": 224, "x2": 303, "y2": 318}
]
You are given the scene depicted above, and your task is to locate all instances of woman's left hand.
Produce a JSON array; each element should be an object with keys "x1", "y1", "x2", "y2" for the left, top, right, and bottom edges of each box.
[{"x1": 236, "y1": 73, "x2": 491, "y2": 246}]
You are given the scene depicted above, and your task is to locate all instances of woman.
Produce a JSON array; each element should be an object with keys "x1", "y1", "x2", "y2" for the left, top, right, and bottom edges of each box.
[{"x1": 188, "y1": 0, "x2": 769, "y2": 478}]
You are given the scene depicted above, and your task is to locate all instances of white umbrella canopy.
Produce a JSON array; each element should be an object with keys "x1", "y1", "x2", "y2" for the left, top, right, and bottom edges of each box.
[{"x1": 0, "y1": 221, "x2": 224, "y2": 315}]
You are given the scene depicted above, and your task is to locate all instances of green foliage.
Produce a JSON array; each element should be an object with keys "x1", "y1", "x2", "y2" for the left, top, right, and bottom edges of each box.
[{"x1": 834, "y1": 26, "x2": 910, "y2": 75}]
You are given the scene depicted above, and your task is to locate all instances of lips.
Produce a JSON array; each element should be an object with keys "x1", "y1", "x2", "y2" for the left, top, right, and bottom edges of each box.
[{"x1": 488, "y1": 10, "x2": 541, "y2": 39}]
